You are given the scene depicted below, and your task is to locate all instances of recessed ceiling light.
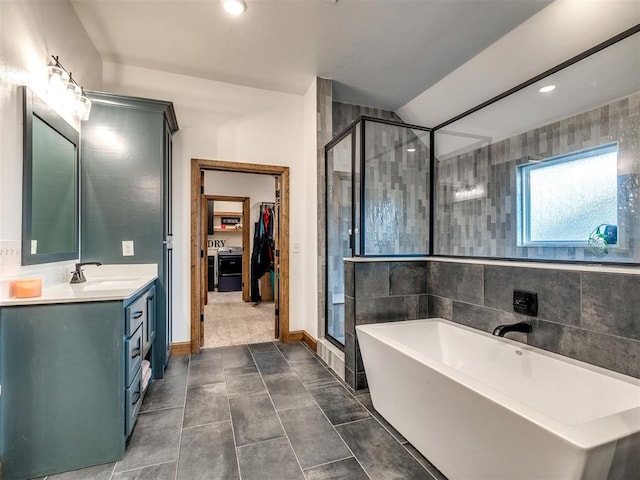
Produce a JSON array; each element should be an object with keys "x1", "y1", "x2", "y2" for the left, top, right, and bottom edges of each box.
[
  {"x1": 539, "y1": 85, "x2": 556, "y2": 93},
  {"x1": 221, "y1": 0, "x2": 247, "y2": 15},
  {"x1": 407, "y1": 148, "x2": 416, "y2": 152}
]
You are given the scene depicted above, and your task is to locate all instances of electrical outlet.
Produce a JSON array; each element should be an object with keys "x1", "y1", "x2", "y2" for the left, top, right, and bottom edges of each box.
[
  {"x1": 122, "y1": 240, "x2": 135, "y2": 256},
  {"x1": 292, "y1": 242, "x2": 300, "y2": 253}
]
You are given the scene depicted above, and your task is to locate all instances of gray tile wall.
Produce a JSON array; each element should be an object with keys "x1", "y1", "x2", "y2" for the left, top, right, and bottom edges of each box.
[
  {"x1": 428, "y1": 260, "x2": 640, "y2": 379},
  {"x1": 350, "y1": 257, "x2": 640, "y2": 389},
  {"x1": 345, "y1": 260, "x2": 429, "y2": 390},
  {"x1": 435, "y1": 92, "x2": 640, "y2": 262},
  {"x1": 317, "y1": 77, "x2": 333, "y2": 338},
  {"x1": 332, "y1": 102, "x2": 402, "y2": 136}
]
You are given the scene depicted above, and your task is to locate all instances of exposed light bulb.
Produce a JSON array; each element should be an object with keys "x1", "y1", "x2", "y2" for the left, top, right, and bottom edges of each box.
[
  {"x1": 221, "y1": 0, "x2": 247, "y2": 15},
  {"x1": 407, "y1": 147, "x2": 416, "y2": 153},
  {"x1": 539, "y1": 84, "x2": 556, "y2": 93},
  {"x1": 76, "y1": 94, "x2": 92, "y2": 121}
]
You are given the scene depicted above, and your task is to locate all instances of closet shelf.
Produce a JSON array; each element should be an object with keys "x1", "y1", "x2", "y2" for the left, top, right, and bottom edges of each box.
[
  {"x1": 213, "y1": 211, "x2": 242, "y2": 217},
  {"x1": 213, "y1": 227, "x2": 243, "y2": 232}
]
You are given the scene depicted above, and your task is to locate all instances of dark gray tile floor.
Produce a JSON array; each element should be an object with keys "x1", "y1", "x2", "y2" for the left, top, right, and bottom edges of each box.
[{"x1": 39, "y1": 342, "x2": 447, "y2": 480}]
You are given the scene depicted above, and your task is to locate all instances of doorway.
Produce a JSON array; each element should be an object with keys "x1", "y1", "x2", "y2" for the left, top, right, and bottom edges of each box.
[{"x1": 191, "y1": 159, "x2": 290, "y2": 354}]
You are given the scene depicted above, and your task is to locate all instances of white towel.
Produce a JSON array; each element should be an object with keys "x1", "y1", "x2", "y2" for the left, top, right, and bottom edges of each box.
[{"x1": 142, "y1": 368, "x2": 152, "y2": 391}]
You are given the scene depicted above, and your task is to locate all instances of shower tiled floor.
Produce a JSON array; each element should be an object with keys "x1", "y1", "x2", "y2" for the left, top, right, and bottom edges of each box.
[{"x1": 42, "y1": 342, "x2": 447, "y2": 480}]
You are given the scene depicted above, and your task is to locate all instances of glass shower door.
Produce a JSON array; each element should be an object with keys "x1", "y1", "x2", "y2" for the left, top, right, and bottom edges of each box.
[{"x1": 325, "y1": 131, "x2": 354, "y2": 346}]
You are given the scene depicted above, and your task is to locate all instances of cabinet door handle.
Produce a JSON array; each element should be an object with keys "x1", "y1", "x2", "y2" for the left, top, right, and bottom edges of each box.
[
  {"x1": 132, "y1": 311, "x2": 144, "y2": 319},
  {"x1": 131, "y1": 347, "x2": 141, "y2": 359},
  {"x1": 131, "y1": 391, "x2": 141, "y2": 406}
]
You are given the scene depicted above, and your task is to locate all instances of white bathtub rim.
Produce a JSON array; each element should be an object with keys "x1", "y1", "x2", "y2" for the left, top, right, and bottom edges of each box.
[{"x1": 356, "y1": 318, "x2": 640, "y2": 450}]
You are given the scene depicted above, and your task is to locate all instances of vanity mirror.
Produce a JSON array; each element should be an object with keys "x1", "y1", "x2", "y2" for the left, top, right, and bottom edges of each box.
[{"x1": 22, "y1": 86, "x2": 79, "y2": 265}]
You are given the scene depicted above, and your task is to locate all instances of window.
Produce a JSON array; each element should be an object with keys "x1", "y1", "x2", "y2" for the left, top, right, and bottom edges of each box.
[{"x1": 518, "y1": 144, "x2": 618, "y2": 246}]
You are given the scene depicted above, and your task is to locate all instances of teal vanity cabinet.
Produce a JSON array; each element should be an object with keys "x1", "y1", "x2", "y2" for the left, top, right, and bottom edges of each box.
[
  {"x1": 0, "y1": 284, "x2": 156, "y2": 479},
  {"x1": 81, "y1": 92, "x2": 178, "y2": 379}
]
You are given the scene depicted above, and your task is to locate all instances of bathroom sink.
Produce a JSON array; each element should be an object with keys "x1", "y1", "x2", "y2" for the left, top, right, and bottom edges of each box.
[{"x1": 82, "y1": 278, "x2": 144, "y2": 291}]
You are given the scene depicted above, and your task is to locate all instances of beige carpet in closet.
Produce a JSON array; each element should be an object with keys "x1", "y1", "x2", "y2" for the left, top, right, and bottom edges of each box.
[{"x1": 204, "y1": 291, "x2": 275, "y2": 348}]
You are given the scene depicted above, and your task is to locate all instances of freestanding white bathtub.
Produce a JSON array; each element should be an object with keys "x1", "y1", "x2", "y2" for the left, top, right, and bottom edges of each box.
[{"x1": 356, "y1": 318, "x2": 640, "y2": 480}]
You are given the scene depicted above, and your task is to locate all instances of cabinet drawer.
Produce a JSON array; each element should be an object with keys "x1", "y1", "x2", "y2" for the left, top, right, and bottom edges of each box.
[
  {"x1": 125, "y1": 325, "x2": 143, "y2": 386},
  {"x1": 125, "y1": 295, "x2": 147, "y2": 336},
  {"x1": 125, "y1": 367, "x2": 143, "y2": 437}
]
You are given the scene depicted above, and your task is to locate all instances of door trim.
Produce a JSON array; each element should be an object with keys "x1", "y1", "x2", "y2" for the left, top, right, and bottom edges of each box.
[{"x1": 191, "y1": 159, "x2": 290, "y2": 354}]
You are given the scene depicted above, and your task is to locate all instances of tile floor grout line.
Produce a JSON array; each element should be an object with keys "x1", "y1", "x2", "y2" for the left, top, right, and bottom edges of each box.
[
  {"x1": 172, "y1": 354, "x2": 191, "y2": 480},
  {"x1": 178, "y1": 359, "x2": 192, "y2": 477},
  {"x1": 352, "y1": 394, "x2": 409, "y2": 445},
  {"x1": 107, "y1": 458, "x2": 118, "y2": 480},
  {"x1": 181, "y1": 418, "x2": 233, "y2": 431},
  {"x1": 110, "y1": 459, "x2": 177, "y2": 477},
  {"x1": 234, "y1": 434, "x2": 287, "y2": 450},
  {"x1": 302, "y1": 454, "x2": 356, "y2": 472},
  {"x1": 222, "y1": 351, "x2": 245, "y2": 480},
  {"x1": 280, "y1": 345, "x2": 373, "y2": 480},
  {"x1": 403, "y1": 446, "x2": 439, "y2": 480},
  {"x1": 248, "y1": 344, "x2": 308, "y2": 478}
]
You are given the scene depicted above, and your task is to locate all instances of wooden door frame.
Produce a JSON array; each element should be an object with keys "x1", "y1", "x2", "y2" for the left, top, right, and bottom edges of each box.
[
  {"x1": 204, "y1": 195, "x2": 251, "y2": 302},
  {"x1": 191, "y1": 159, "x2": 290, "y2": 354}
]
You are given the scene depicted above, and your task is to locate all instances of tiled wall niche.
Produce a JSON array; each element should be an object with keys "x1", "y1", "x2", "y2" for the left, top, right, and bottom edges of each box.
[{"x1": 346, "y1": 258, "x2": 640, "y2": 391}]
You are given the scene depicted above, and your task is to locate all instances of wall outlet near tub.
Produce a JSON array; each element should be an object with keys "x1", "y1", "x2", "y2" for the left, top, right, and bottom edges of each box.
[
  {"x1": 122, "y1": 240, "x2": 135, "y2": 256},
  {"x1": 513, "y1": 290, "x2": 538, "y2": 316}
]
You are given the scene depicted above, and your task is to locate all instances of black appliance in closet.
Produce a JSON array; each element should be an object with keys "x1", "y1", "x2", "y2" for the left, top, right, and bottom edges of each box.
[
  {"x1": 251, "y1": 203, "x2": 275, "y2": 302},
  {"x1": 218, "y1": 247, "x2": 243, "y2": 292}
]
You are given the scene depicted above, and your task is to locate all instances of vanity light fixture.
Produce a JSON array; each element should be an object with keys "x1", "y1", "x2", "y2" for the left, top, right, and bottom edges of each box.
[
  {"x1": 45, "y1": 55, "x2": 92, "y2": 121},
  {"x1": 221, "y1": 0, "x2": 247, "y2": 15},
  {"x1": 539, "y1": 84, "x2": 556, "y2": 93}
]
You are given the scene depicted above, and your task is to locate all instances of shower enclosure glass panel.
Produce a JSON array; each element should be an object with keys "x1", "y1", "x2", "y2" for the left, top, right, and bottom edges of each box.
[
  {"x1": 434, "y1": 31, "x2": 640, "y2": 262},
  {"x1": 363, "y1": 121, "x2": 430, "y2": 255},
  {"x1": 326, "y1": 133, "x2": 353, "y2": 346},
  {"x1": 325, "y1": 118, "x2": 431, "y2": 347}
]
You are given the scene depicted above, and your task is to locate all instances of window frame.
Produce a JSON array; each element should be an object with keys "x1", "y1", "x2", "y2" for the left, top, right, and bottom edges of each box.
[{"x1": 517, "y1": 142, "x2": 618, "y2": 247}]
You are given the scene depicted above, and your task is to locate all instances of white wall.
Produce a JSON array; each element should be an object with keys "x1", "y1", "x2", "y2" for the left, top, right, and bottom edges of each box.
[
  {"x1": 0, "y1": 1, "x2": 102, "y2": 288},
  {"x1": 103, "y1": 63, "x2": 317, "y2": 342},
  {"x1": 398, "y1": 0, "x2": 640, "y2": 127},
  {"x1": 303, "y1": 79, "x2": 318, "y2": 338}
]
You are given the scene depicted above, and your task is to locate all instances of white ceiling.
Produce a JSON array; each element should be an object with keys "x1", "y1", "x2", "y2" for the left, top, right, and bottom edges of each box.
[
  {"x1": 70, "y1": 0, "x2": 550, "y2": 111},
  {"x1": 436, "y1": 32, "x2": 640, "y2": 158}
]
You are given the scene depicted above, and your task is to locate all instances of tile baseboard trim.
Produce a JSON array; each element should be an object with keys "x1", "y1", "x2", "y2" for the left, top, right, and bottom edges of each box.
[
  {"x1": 171, "y1": 341, "x2": 192, "y2": 356},
  {"x1": 317, "y1": 338, "x2": 345, "y2": 381},
  {"x1": 285, "y1": 330, "x2": 317, "y2": 352}
]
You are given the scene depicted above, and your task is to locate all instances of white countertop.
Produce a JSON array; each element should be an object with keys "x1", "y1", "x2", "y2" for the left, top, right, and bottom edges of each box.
[{"x1": 0, "y1": 264, "x2": 158, "y2": 307}]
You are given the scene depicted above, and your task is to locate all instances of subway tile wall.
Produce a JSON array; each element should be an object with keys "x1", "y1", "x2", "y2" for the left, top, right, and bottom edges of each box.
[
  {"x1": 348, "y1": 258, "x2": 640, "y2": 391},
  {"x1": 434, "y1": 92, "x2": 640, "y2": 262}
]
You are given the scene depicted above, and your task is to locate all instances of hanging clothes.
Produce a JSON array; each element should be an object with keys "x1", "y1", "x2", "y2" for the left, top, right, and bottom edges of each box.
[
  {"x1": 250, "y1": 204, "x2": 275, "y2": 303},
  {"x1": 250, "y1": 220, "x2": 262, "y2": 302}
]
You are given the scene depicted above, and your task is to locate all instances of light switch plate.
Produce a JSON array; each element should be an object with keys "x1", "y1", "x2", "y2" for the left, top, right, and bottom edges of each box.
[
  {"x1": 292, "y1": 242, "x2": 300, "y2": 253},
  {"x1": 122, "y1": 240, "x2": 134, "y2": 256}
]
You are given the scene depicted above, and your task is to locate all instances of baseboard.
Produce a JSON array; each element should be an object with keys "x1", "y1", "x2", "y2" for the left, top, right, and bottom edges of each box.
[
  {"x1": 285, "y1": 330, "x2": 317, "y2": 352},
  {"x1": 171, "y1": 341, "x2": 192, "y2": 356},
  {"x1": 302, "y1": 331, "x2": 318, "y2": 352}
]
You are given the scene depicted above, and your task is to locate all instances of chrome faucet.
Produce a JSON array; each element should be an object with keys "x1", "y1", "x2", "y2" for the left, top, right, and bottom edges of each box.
[
  {"x1": 492, "y1": 321, "x2": 532, "y2": 337},
  {"x1": 70, "y1": 262, "x2": 102, "y2": 284}
]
